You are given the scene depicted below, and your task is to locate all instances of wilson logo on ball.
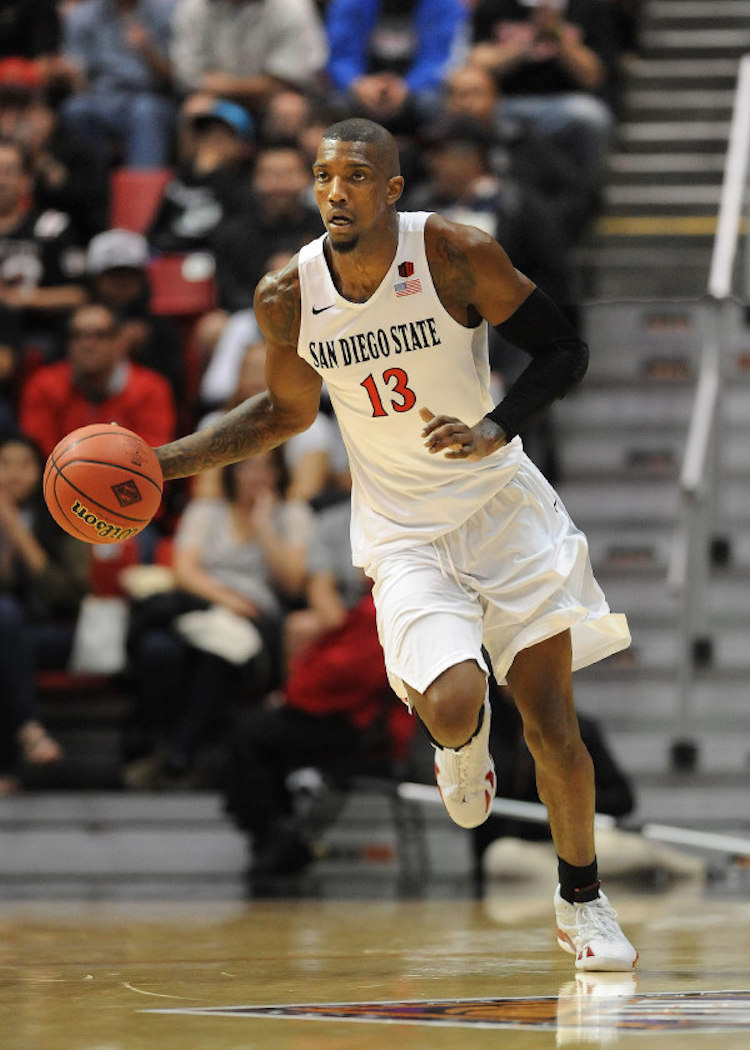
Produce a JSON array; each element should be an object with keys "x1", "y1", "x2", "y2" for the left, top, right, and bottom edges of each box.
[
  {"x1": 71, "y1": 499, "x2": 140, "y2": 541},
  {"x1": 111, "y1": 479, "x2": 143, "y2": 507}
]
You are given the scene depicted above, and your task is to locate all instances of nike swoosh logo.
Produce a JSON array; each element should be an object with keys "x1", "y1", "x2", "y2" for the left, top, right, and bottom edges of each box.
[{"x1": 312, "y1": 304, "x2": 333, "y2": 314}]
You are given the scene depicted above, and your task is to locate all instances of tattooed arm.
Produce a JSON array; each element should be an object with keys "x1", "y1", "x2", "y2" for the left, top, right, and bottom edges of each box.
[
  {"x1": 156, "y1": 260, "x2": 322, "y2": 480},
  {"x1": 424, "y1": 213, "x2": 534, "y2": 327},
  {"x1": 421, "y1": 214, "x2": 585, "y2": 460}
]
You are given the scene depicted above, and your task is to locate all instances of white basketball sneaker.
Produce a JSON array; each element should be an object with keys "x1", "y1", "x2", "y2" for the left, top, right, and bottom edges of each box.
[
  {"x1": 433, "y1": 695, "x2": 496, "y2": 828},
  {"x1": 554, "y1": 886, "x2": 639, "y2": 971}
]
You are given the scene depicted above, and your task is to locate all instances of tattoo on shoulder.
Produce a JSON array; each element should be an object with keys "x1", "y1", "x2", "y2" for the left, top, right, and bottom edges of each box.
[
  {"x1": 256, "y1": 269, "x2": 301, "y2": 346},
  {"x1": 432, "y1": 233, "x2": 475, "y2": 306}
]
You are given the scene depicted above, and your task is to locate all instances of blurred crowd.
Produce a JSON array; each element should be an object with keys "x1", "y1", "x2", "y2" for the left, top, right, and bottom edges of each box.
[{"x1": 0, "y1": 0, "x2": 639, "y2": 880}]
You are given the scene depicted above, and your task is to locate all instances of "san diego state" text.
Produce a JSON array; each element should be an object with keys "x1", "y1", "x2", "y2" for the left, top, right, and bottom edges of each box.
[{"x1": 308, "y1": 317, "x2": 441, "y2": 370}]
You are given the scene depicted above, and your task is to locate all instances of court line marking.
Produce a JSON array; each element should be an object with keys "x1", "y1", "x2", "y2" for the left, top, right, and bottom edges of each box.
[
  {"x1": 144, "y1": 989, "x2": 750, "y2": 1032},
  {"x1": 123, "y1": 982, "x2": 193, "y2": 1000}
]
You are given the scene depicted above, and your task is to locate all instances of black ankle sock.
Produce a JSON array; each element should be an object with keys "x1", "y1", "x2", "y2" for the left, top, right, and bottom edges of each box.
[{"x1": 558, "y1": 856, "x2": 600, "y2": 904}]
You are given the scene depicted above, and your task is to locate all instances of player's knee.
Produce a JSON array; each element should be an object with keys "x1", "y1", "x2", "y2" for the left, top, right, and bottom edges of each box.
[{"x1": 420, "y1": 661, "x2": 485, "y2": 746}]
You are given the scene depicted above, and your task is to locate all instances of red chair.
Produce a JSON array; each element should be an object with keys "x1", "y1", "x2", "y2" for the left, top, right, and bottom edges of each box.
[
  {"x1": 88, "y1": 538, "x2": 141, "y2": 598},
  {"x1": 147, "y1": 254, "x2": 216, "y2": 317},
  {"x1": 110, "y1": 167, "x2": 172, "y2": 233}
]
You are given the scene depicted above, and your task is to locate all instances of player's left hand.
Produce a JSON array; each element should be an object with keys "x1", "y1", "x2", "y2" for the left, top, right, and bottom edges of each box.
[{"x1": 420, "y1": 407, "x2": 506, "y2": 460}]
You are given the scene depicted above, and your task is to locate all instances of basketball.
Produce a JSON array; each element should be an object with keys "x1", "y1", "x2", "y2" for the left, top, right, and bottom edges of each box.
[{"x1": 43, "y1": 423, "x2": 164, "y2": 544}]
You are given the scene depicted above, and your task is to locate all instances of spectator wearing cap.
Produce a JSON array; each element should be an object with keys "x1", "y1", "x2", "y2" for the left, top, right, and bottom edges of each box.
[
  {"x1": 148, "y1": 99, "x2": 254, "y2": 256},
  {"x1": 18, "y1": 299, "x2": 176, "y2": 459},
  {"x1": 86, "y1": 228, "x2": 185, "y2": 406},
  {"x1": 58, "y1": 0, "x2": 176, "y2": 169},
  {"x1": 170, "y1": 0, "x2": 328, "y2": 117}
]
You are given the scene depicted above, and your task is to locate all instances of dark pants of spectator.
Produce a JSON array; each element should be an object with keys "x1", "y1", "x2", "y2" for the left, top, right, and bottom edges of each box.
[
  {"x1": 223, "y1": 705, "x2": 361, "y2": 841},
  {"x1": 129, "y1": 621, "x2": 278, "y2": 772},
  {"x1": 0, "y1": 594, "x2": 74, "y2": 771}
]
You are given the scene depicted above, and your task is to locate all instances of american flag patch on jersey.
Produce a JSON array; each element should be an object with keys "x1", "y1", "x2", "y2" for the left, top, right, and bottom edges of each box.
[{"x1": 394, "y1": 277, "x2": 422, "y2": 297}]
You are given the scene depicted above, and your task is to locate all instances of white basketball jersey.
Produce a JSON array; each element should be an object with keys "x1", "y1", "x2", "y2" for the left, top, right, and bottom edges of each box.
[{"x1": 297, "y1": 211, "x2": 524, "y2": 567}]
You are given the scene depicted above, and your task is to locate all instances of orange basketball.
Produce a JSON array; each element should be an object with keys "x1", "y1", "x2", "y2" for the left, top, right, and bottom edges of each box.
[{"x1": 43, "y1": 423, "x2": 164, "y2": 544}]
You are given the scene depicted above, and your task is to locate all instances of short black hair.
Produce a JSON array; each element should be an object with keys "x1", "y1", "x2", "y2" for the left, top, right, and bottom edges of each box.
[{"x1": 320, "y1": 118, "x2": 401, "y2": 178}]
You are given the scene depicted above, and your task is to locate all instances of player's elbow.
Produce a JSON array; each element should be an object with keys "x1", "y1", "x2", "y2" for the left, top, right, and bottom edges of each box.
[{"x1": 558, "y1": 337, "x2": 589, "y2": 389}]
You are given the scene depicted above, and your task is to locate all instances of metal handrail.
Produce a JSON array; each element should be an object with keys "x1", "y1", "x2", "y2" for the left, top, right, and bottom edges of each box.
[
  {"x1": 668, "y1": 54, "x2": 750, "y2": 592},
  {"x1": 667, "y1": 54, "x2": 750, "y2": 756}
]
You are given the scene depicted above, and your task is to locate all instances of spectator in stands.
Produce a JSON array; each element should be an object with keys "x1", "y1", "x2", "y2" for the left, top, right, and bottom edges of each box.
[
  {"x1": 170, "y1": 0, "x2": 328, "y2": 118},
  {"x1": 325, "y1": 0, "x2": 468, "y2": 135},
  {"x1": 468, "y1": 0, "x2": 618, "y2": 212},
  {"x1": 405, "y1": 115, "x2": 573, "y2": 482},
  {"x1": 440, "y1": 63, "x2": 590, "y2": 241},
  {"x1": 223, "y1": 489, "x2": 406, "y2": 883},
  {"x1": 211, "y1": 141, "x2": 323, "y2": 312},
  {"x1": 59, "y1": 0, "x2": 176, "y2": 169},
  {"x1": 148, "y1": 99, "x2": 254, "y2": 255},
  {"x1": 0, "y1": 433, "x2": 89, "y2": 795},
  {"x1": 19, "y1": 300, "x2": 176, "y2": 458},
  {"x1": 124, "y1": 449, "x2": 313, "y2": 789},
  {"x1": 0, "y1": 78, "x2": 108, "y2": 242},
  {"x1": 85, "y1": 228, "x2": 185, "y2": 406},
  {"x1": 0, "y1": 136, "x2": 87, "y2": 363},
  {"x1": 406, "y1": 116, "x2": 577, "y2": 313},
  {"x1": 0, "y1": 3, "x2": 61, "y2": 67},
  {"x1": 470, "y1": 676, "x2": 635, "y2": 892},
  {"x1": 198, "y1": 338, "x2": 344, "y2": 506},
  {"x1": 0, "y1": 307, "x2": 22, "y2": 441}
]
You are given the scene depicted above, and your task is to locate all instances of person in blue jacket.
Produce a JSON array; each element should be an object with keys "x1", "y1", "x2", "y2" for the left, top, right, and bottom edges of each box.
[{"x1": 325, "y1": 0, "x2": 467, "y2": 133}]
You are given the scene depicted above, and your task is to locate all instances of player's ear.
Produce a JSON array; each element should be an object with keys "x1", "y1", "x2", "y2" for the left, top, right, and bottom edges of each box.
[{"x1": 386, "y1": 175, "x2": 404, "y2": 205}]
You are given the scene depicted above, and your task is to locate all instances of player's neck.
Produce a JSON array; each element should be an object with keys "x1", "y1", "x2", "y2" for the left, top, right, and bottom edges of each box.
[{"x1": 324, "y1": 226, "x2": 398, "y2": 305}]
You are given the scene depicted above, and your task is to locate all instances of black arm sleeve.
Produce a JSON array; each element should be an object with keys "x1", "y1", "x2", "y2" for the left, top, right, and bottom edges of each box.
[{"x1": 484, "y1": 287, "x2": 589, "y2": 441}]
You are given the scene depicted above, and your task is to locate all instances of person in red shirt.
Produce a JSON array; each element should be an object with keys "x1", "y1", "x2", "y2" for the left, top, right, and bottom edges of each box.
[{"x1": 18, "y1": 300, "x2": 176, "y2": 458}]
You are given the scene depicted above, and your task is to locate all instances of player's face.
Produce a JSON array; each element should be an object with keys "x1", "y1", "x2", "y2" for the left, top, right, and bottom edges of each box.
[{"x1": 312, "y1": 139, "x2": 402, "y2": 253}]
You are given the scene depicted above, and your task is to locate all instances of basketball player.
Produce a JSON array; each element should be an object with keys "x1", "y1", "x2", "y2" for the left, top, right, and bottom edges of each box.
[{"x1": 155, "y1": 118, "x2": 637, "y2": 971}]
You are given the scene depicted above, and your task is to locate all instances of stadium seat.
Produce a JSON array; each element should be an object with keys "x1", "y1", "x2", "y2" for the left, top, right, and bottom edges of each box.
[
  {"x1": 147, "y1": 254, "x2": 216, "y2": 317},
  {"x1": 109, "y1": 167, "x2": 171, "y2": 232}
]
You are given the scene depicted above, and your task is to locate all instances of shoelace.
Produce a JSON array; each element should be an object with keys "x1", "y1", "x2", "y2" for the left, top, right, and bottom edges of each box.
[{"x1": 574, "y1": 900, "x2": 623, "y2": 944}]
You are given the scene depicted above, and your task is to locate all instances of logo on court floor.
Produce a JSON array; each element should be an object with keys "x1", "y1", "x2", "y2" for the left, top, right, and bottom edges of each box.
[{"x1": 147, "y1": 989, "x2": 750, "y2": 1032}]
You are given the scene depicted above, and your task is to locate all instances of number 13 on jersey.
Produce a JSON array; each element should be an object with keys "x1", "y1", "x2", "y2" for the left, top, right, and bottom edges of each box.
[{"x1": 361, "y1": 368, "x2": 416, "y2": 417}]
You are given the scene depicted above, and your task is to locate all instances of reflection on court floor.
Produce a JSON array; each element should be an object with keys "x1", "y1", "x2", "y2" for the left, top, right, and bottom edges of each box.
[
  {"x1": 4, "y1": 889, "x2": 750, "y2": 1049},
  {"x1": 150, "y1": 984, "x2": 750, "y2": 1034}
]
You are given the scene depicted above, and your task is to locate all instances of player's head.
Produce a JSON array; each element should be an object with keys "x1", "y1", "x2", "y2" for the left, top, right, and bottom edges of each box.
[{"x1": 313, "y1": 118, "x2": 404, "y2": 253}]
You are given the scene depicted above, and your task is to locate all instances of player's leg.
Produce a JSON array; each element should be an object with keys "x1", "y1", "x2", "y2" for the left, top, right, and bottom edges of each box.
[
  {"x1": 508, "y1": 630, "x2": 637, "y2": 971},
  {"x1": 506, "y1": 630, "x2": 595, "y2": 866},
  {"x1": 405, "y1": 661, "x2": 497, "y2": 830},
  {"x1": 405, "y1": 658, "x2": 485, "y2": 749}
]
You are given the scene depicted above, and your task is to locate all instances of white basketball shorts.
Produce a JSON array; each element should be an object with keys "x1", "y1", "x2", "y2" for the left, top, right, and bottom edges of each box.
[{"x1": 368, "y1": 456, "x2": 630, "y2": 701}]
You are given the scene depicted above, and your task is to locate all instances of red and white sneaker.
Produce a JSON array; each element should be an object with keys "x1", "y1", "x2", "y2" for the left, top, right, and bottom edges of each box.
[
  {"x1": 433, "y1": 695, "x2": 495, "y2": 829},
  {"x1": 555, "y1": 886, "x2": 639, "y2": 971}
]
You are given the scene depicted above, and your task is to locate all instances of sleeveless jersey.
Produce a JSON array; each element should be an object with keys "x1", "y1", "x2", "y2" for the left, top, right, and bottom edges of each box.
[{"x1": 297, "y1": 211, "x2": 525, "y2": 567}]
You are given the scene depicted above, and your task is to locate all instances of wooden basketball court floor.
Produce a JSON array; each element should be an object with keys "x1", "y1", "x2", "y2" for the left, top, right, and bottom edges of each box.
[{"x1": 3, "y1": 882, "x2": 750, "y2": 1050}]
